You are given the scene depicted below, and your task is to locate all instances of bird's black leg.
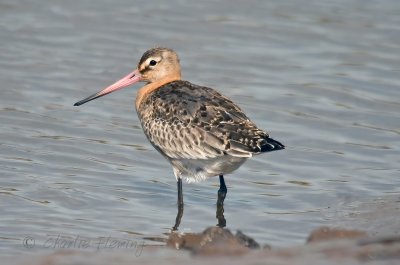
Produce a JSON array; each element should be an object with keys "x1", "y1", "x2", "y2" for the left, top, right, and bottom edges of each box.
[
  {"x1": 177, "y1": 177, "x2": 183, "y2": 206},
  {"x1": 216, "y1": 175, "x2": 227, "y2": 227},
  {"x1": 217, "y1": 175, "x2": 227, "y2": 205},
  {"x1": 172, "y1": 178, "x2": 184, "y2": 231}
]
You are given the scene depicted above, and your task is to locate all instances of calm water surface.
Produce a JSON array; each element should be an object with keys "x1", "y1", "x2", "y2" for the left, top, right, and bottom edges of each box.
[{"x1": 1, "y1": 0, "x2": 399, "y2": 256}]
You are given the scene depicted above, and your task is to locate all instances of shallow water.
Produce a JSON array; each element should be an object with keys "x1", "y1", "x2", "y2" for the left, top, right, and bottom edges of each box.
[{"x1": 1, "y1": 0, "x2": 399, "y2": 256}]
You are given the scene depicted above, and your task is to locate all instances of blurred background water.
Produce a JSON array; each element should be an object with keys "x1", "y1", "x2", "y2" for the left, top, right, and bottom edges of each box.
[{"x1": 0, "y1": 0, "x2": 399, "y2": 256}]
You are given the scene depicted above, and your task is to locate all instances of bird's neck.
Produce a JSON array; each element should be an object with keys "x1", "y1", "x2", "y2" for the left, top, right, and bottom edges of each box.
[{"x1": 135, "y1": 74, "x2": 181, "y2": 110}]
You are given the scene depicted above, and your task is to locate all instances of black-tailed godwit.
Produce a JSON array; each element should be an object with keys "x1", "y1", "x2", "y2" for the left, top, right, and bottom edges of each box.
[{"x1": 74, "y1": 47, "x2": 284, "y2": 228}]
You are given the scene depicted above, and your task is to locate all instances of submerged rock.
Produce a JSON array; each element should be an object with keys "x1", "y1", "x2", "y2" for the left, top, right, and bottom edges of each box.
[
  {"x1": 166, "y1": 226, "x2": 259, "y2": 256},
  {"x1": 236, "y1": 230, "x2": 262, "y2": 249},
  {"x1": 307, "y1": 227, "x2": 368, "y2": 243}
]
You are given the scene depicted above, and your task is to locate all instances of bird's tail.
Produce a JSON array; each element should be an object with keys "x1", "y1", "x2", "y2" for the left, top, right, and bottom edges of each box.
[{"x1": 260, "y1": 137, "x2": 285, "y2": 153}]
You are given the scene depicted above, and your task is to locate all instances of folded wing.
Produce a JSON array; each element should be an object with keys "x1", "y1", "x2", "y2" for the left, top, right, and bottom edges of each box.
[{"x1": 137, "y1": 81, "x2": 284, "y2": 160}]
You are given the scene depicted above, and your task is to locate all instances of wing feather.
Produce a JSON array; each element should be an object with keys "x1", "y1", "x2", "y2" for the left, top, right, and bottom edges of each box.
[{"x1": 137, "y1": 80, "x2": 276, "y2": 159}]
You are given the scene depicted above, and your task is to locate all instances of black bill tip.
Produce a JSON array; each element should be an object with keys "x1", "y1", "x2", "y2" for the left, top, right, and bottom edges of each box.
[
  {"x1": 73, "y1": 91, "x2": 104, "y2": 106},
  {"x1": 73, "y1": 98, "x2": 90, "y2": 106}
]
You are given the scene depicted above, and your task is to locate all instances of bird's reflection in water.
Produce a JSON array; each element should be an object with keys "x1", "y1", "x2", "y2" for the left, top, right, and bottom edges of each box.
[
  {"x1": 216, "y1": 202, "x2": 226, "y2": 228},
  {"x1": 172, "y1": 203, "x2": 184, "y2": 231}
]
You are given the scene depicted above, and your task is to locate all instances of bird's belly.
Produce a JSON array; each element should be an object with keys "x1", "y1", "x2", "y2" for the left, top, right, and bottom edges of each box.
[{"x1": 170, "y1": 156, "x2": 247, "y2": 183}]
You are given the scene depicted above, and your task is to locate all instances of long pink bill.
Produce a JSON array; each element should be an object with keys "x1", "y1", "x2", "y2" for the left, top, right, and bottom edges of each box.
[{"x1": 74, "y1": 69, "x2": 142, "y2": 106}]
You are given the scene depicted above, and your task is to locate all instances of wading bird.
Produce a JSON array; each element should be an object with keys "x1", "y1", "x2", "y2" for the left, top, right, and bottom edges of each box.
[{"x1": 74, "y1": 47, "x2": 284, "y2": 229}]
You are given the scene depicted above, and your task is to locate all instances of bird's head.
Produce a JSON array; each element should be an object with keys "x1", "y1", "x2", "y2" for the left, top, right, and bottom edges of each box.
[
  {"x1": 137, "y1": 47, "x2": 181, "y2": 83},
  {"x1": 74, "y1": 47, "x2": 181, "y2": 106}
]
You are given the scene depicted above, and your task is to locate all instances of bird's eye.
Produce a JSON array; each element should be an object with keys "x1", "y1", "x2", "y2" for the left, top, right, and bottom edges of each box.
[{"x1": 149, "y1": 60, "x2": 157, "y2": 66}]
